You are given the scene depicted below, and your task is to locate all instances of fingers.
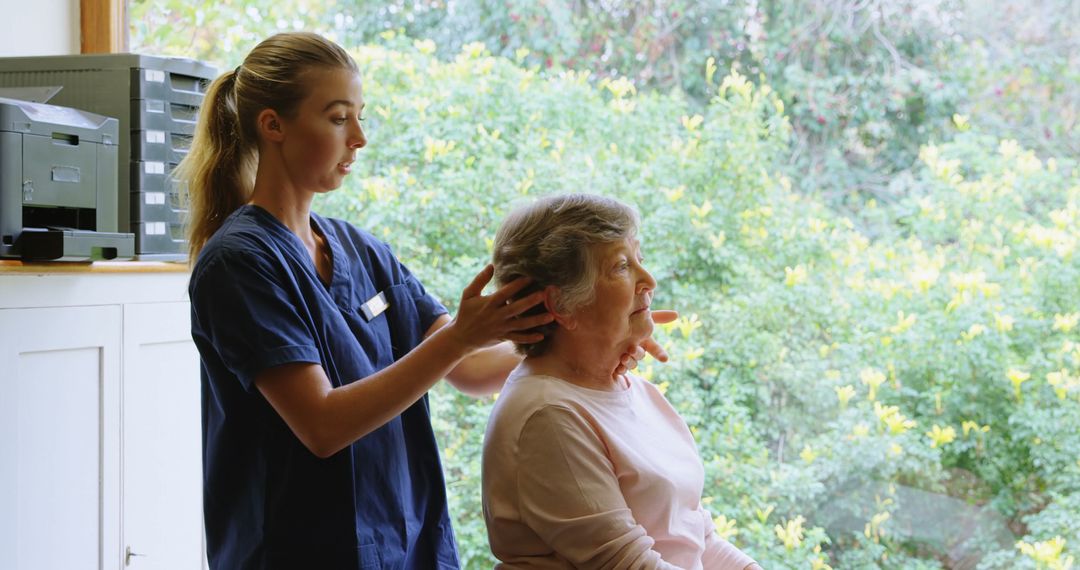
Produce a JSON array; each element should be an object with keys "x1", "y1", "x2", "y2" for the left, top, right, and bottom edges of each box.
[
  {"x1": 462, "y1": 264, "x2": 495, "y2": 300},
  {"x1": 503, "y1": 290, "x2": 546, "y2": 317},
  {"x1": 641, "y1": 337, "x2": 669, "y2": 363},
  {"x1": 511, "y1": 312, "x2": 555, "y2": 330},
  {"x1": 505, "y1": 331, "x2": 546, "y2": 344},
  {"x1": 641, "y1": 309, "x2": 675, "y2": 362},
  {"x1": 611, "y1": 345, "x2": 643, "y2": 380},
  {"x1": 489, "y1": 275, "x2": 535, "y2": 306},
  {"x1": 651, "y1": 309, "x2": 678, "y2": 325},
  {"x1": 610, "y1": 371, "x2": 631, "y2": 388}
]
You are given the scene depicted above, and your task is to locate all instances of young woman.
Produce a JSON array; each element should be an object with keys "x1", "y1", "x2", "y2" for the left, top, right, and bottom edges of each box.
[{"x1": 180, "y1": 33, "x2": 672, "y2": 570}]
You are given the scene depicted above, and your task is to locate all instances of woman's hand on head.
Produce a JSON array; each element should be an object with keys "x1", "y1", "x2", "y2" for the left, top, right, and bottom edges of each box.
[
  {"x1": 612, "y1": 309, "x2": 678, "y2": 380},
  {"x1": 449, "y1": 264, "x2": 554, "y2": 353}
]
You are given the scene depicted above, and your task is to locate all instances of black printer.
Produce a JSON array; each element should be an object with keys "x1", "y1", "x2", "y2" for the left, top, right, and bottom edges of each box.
[{"x1": 0, "y1": 96, "x2": 134, "y2": 260}]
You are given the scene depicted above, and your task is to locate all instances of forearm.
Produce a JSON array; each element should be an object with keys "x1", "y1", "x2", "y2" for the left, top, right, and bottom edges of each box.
[
  {"x1": 423, "y1": 313, "x2": 522, "y2": 396},
  {"x1": 701, "y1": 507, "x2": 759, "y2": 570},
  {"x1": 258, "y1": 323, "x2": 473, "y2": 457},
  {"x1": 445, "y1": 341, "x2": 522, "y2": 396},
  {"x1": 331, "y1": 324, "x2": 474, "y2": 434},
  {"x1": 259, "y1": 266, "x2": 551, "y2": 457}
]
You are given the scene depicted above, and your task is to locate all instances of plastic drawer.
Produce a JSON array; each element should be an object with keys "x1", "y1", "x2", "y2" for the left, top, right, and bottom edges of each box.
[
  {"x1": 129, "y1": 159, "x2": 181, "y2": 191},
  {"x1": 130, "y1": 130, "x2": 192, "y2": 163},
  {"x1": 133, "y1": 221, "x2": 187, "y2": 259},
  {"x1": 130, "y1": 185, "x2": 188, "y2": 221},
  {"x1": 129, "y1": 99, "x2": 199, "y2": 133},
  {"x1": 128, "y1": 67, "x2": 211, "y2": 106}
]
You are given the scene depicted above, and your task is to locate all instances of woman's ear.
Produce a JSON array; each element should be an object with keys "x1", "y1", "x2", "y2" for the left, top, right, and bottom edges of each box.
[
  {"x1": 543, "y1": 286, "x2": 577, "y2": 331},
  {"x1": 257, "y1": 109, "x2": 285, "y2": 143}
]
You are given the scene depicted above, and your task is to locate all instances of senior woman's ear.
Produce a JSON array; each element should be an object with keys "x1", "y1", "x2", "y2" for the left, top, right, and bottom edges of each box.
[{"x1": 542, "y1": 286, "x2": 577, "y2": 331}]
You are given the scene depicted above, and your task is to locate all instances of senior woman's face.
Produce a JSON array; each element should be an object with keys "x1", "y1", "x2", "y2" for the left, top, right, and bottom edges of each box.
[{"x1": 572, "y1": 238, "x2": 657, "y2": 345}]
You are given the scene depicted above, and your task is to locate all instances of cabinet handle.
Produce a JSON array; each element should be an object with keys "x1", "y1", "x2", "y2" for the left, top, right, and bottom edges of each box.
[{"x1": 125, "y1": 545, "x2": 147, "y2": 566}]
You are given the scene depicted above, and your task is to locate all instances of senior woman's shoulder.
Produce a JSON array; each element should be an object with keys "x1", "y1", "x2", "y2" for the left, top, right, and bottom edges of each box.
[
  {"x1": 625, "y1": 373, "x2": 682, "y2": 405},
  {"x1": 499, "y1": 373, "x2": 578, "y2": 402},
  {"x1": 492, "y1": 374, "x2": 595, "y2": 420},
  {"x1": 486, "y1": 374, "x2": 607, "y2": 451}
]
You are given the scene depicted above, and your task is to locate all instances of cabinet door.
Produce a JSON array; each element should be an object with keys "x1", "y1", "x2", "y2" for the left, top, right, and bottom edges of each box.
[
  {"x1": 121, "y1": 302, "x2": 204, "y2": 569},
  {"x1": 0, "y1": 305, "x2": 123, "y2": 570}
]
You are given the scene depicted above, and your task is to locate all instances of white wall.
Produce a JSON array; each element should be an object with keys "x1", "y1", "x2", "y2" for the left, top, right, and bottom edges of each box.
[{"x1": 0, "y1": 0, "x2": 80, "y2": 56}]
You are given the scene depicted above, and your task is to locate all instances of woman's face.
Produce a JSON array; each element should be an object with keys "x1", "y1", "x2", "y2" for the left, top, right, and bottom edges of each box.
[
  {"x1": 569, "y1": 238, "x2": 656, "y2": 348},
  {"x1": 278, "y1": 68, "x2": 367, "y2": 193}
]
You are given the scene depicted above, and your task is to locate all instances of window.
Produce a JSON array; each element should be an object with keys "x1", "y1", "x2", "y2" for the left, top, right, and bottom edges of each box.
[{"x1": 131, "y1": 2, "x2": 1080, "y2": 568}]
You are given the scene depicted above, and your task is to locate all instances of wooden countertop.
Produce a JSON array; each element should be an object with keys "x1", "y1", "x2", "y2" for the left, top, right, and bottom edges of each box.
[{"x1": 0, "y1": 260, "x2": 190, "y2": 274}]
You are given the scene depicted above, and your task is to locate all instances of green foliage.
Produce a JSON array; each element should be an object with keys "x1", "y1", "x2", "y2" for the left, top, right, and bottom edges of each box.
[
  {"x1": 312, "y1": 43, "x2": 1079, "y2": 568},
  {"x1": 130, "y1": 0, "x2": 968, "y2": 209},
  {"x1": 956, "y1": 0, "x2": 1080, "y2": 159},
  {"x1": 128, "y1": 5, "x2": 1080, "y2": 568},
  {"x1": 757, "y1": 0, "x2": 966, "y2": 204},
  {"x1": 128, "y1": 0, "x2": 323, "y2": 69}
]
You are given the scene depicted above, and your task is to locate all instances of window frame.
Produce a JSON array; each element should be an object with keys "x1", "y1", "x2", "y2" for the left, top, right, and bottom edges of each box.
[{"x1": 80, "y1": 0, "x2": 127, "y2": 53}]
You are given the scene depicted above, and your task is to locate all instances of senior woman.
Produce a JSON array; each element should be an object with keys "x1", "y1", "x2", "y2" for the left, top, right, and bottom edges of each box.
[{"x1": 482, "y1": 193, "x2": 760, "y2": 570}]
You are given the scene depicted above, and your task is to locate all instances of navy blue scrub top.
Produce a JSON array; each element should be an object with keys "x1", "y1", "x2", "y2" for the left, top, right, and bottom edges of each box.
[{"x1": 189, "y1": 205, "x2": 458, "y2": 570}]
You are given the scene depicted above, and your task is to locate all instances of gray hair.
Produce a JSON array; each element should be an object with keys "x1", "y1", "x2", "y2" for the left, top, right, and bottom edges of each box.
[{"x1": 492, "y1": 193, "x2": 640, "y2": 357}]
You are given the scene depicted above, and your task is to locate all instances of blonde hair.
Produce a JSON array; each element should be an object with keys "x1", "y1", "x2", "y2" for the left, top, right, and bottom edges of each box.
[
  {"x1": 177, "y1": 32, "x2": 359, "y2": 259},
  {"x1": 492, "y1": 193, "x2": 639, "y2": 357}
]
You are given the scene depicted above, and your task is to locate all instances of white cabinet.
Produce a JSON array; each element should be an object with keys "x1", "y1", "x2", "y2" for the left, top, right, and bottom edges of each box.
[
  {"x1": 122, "y1": 301, "x2": 203, "y2": 569},
  {"x1": 0, "y1": 304, "x2": 123, "y2": 570},
  {"x1": 0, "y1": 266, "x2": 204, "y2": 570}
]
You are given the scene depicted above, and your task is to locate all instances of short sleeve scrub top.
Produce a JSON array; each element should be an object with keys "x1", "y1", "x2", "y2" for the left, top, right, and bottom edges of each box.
[{"x1": 189, "y1": 205, "x2": 457, "y2": 570}]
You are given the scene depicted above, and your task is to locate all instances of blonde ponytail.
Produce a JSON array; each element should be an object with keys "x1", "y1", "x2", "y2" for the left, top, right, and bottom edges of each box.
[{"x1": 177, "y1": 69, "x2": 256, "y2": 259}]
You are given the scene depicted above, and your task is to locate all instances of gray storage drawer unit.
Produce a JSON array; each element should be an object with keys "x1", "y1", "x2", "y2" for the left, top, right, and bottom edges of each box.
[{"x1": 0, "y1": 54, "x2": 217, "y2": 259}]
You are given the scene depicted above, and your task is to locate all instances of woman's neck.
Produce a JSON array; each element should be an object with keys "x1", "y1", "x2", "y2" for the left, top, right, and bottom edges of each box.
[
  {"x1": 249, "y1": 188, "x2": 332, "y2": 283},
  {"x1": 249, "y1": 189, "x2": 315, "y2": 240},
  {"x1": 248, "y1": 171, "x2": 331, "y2": 283},
  {"x1": 249, "y1": 148, "x2": 316, "y2": 241},
  {"x1": 519, "y1": 334, "x2": 626, "y2": 391}
]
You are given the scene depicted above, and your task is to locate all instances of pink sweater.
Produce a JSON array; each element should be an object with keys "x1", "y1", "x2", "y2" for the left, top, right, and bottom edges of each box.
[{"x1": 481, "y1": 373, "x2": 757, "y2": 570}]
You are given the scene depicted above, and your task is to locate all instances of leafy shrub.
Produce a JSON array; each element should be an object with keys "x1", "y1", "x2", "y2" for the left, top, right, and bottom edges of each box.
[
  {"x1": 130, "y1": 0, "x2": 969, "y2": 211},
  {"x1": 309, "y1": 42, "x2": 1080, "y2": 569}
]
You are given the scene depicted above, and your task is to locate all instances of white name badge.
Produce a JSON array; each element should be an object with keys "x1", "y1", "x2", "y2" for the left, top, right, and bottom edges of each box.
[{"x1": 359, "y1": 291, "x2": 390, "y2": 321}]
